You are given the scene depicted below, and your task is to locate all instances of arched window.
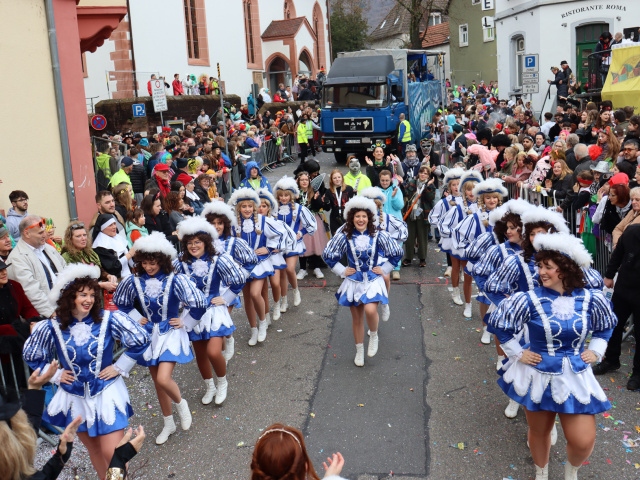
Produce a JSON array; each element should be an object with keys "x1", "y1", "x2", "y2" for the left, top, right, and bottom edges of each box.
[
  {"x1": 312, "y1": 2, "x2": 326, "y2": 70},
  {"x1": 283, "y1": 0, "x2": 296, "y2": 19}
]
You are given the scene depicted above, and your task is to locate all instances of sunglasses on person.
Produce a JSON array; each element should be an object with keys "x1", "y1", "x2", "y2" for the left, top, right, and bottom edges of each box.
[
  {"x1": 623, "y1": 147, "x2": 638, "y2": 152},
  {"x1": 70, "y1": 222, "x2": 85, "y2": 231},
  {"x1": 25, "y1": 218, "x2": 46, "y2": 232}
]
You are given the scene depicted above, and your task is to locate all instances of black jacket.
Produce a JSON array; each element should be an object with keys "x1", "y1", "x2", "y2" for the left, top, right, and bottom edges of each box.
[
  {"x1": 599, "y1": 199, "x2": 632, "y2": 236},
  {"x1": 547, "y1": 175, "x2": 573, "y2": 200},
  {"x1": 129, "y1": 163, "x2": 147, "y2": 195},
  {"x1": 144, "y1": 211, "x2": 177, "y2": 244},
  {"x1": 565, "y1": 147, "x2": 577, "y2": 170},
  {"x1": 323, "y1": 185, "x2": 355, "y2": 234},
  {"x1": 550, "y1": 71, "x2": 569, "y2": 97},
  {"x1": 606, "y1": 223, "x2": 640, "y2": 297}
]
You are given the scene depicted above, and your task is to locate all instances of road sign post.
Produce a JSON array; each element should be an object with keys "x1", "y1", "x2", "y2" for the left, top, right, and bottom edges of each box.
[
  {"x1": 217, "y1": 63, "x2": 229, "y2": 155},
  {"x1": 523, "y1": 54, "x2": 539, "y2": 73},
  {"x1": 151, "y1": 79, "x2": 167, "y2": 126},
  {"x1": 91, "y1": 114, "x2": 107, "y2": 131}
]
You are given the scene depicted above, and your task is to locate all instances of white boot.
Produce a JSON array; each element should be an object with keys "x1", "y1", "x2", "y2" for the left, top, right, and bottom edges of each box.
[
  {"x1": 504, "y1": 399, "x2": 519, "y2": 418},
  {"x1": 564, "y1": 461, "x2": 580, "y2": 480},
  {"x1": 257, "y1": 319, "x2": 268, "y2": 342},
  {"x1": 155, "y1": 415, "x2": 176, "y2": 445},
  {"x1": 313, "y1": 267, "x2": 324, "y2": 279},
  {"x1": 444, "y1": 266, "x2": 452, "y2": 277},
  {"x1": 293, "y1": 288, "x2": 301, "y2": 306},
  {"x1": 296, "y1": 269, "x2": 308, "y2": 280},
  {"x1": 265, "y1": 312, "x2": 271, "y2": 327},
  {"x1": 550, "y1": 421, "x2": 558, "y2": 445},
  {"x1": 354, "y1": 343, "x2": 365, "y2": 367},
  {"x1": 248, "y1": 327, "x2": 258, "y2": 346},
  {"x1": 223, "y1": 336, "x2": 235, "y2": 362},
  {"x1": 463, "y1": 303, "x2": 472, "y2": 318},
  {"x1": 201, "y1": 378, "x2": 217, "y2": 405},
  {"x1": 215, "y1": 376, "x2": 228, "y2": 405},
  {"x1": 368, "y1": 331, "x2": 379, "y2": 357},
  {"x1": 272, "y1": 299, "x2": 281, "y2": 321},
  {"x1": 496, "y1": 355, "x2": 506, "y2": 371},
  {"x1": 381, "y1": 303, "x2": 390, "y2": 322},
  {"x1": 480, "y1": 326, "x2": 491, "y2": 344},
  {"x1": 451, "y1": 287, "x2": 463, "y2": 305},
  {"x1": 176, "y1": 398, "x2": 192, "y2": 430},
  {"x1": 535, "y1": 464, "x2": 549, "y2": 480},
  {"x1": 280, "y1": 296, "x2": 288, "y2": 312}
]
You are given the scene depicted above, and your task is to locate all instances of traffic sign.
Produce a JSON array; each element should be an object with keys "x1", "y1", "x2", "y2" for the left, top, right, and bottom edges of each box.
[
  {"x1": 522, "y1": 84, "x2": 539, "y2": 94},
  {"x1": 91, "y1": 114, "x2": 106, "y2": 130},
  {"x1": 523, "y1": 54, "x2": 539, "y2": 73},
  {"x1": 522, "y1": 73, "x2": 538, "y2": 80},
  {"x1": 133, "y1": 103, "x2": 146, "y2": 117},
  {"x1": 151, "y1": 79, "x2": 167, "y2": 113}
]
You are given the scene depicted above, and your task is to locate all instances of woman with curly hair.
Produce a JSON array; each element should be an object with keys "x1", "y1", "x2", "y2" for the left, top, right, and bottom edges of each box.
[
  {"x1": 201, "y1": 201, "x2": 258, "y2": 361},
  {"x1": 173, "y1": 217, "x2": 246, "y2": 406},
  {"x1": 113, "y1": 232, "x2": 208, "y2": 445},
  {"x1": 23, "y1": 264, "x2": 150, "y2": 478},
  {"x1": 488, "y1": 233, "x2": 617, "y2": 480},
  {"x1": 228, "y1": 188, "x2": 291, "y2": 346},
  {"x1": 322, "y1": 197, "x2": 403, "y2": 367}
]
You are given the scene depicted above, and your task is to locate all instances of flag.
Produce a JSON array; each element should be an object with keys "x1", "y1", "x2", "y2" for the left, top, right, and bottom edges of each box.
[{"x1": 601, "y1": 45, "x2": 640, "y2": 114}]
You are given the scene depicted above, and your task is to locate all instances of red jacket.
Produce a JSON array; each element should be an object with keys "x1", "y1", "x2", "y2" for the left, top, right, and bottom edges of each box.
[
  {"x1": 173, "y1": 79, "x2": 184, "y2": 95},
  {"x1": 0, "y1": 280, "x2": 40, "y2": 357},
  {"x1": 147, "y1": 80, "x2": 153, "y2": 96}
]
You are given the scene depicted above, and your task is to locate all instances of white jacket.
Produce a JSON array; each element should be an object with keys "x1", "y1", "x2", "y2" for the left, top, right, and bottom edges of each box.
[{"x1": 7, "y1": 240, "x2": 66, "y2": 317}]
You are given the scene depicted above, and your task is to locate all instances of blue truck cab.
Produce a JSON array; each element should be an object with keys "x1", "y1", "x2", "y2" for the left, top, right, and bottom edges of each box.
[{"x1": 320, "y1": 49, "x2": 444, "y2": 163}]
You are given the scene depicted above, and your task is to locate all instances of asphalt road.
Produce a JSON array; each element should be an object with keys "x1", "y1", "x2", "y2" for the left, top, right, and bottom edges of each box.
[{"x1": 35, "y1": 151, "x2": 640, "y2": 479}]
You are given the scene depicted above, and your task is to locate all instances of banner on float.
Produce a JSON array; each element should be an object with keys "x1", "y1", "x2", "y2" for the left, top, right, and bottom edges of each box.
[
  {"x1": 408, "y1": 81, "x2": 443, "y2": 141},
  {"x1": 601, "y1": 45, "x2": 640, "y2": 114}
]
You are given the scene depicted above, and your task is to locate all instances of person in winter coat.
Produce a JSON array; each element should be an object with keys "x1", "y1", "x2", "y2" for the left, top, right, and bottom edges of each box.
[
  {"x1": 402, "y1": 165, "x2": 436, "y2": 267},
  {"x1": 594, "y1": 31, "x2": 613, "y2": 86},
  {"x1": 548, "y1": 67, "x2": 568, "y2": 105},
  {"x1": 324, "y1": 169, "x2": 355, "y2": 234},
  {"x1": 172, "y1": 74, "x2": 183, "y2": 95},
  {"x1": 612, "y1": 187, "x2": 640, "y2": 246},
  {"x1": 542, "y1": 159, "x2": 573, "y2": 200},
  {"x1": 593, "y1": 182, "x2": 631, "y2": 236},
  {"x1": 239, "y1": 160, "x2": 272, "y2": 192}
]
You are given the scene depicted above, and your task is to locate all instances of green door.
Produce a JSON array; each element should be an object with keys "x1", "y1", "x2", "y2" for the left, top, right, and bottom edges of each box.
[{"x1": 576, "y1": 23, "x2": 609, "y2": 86}]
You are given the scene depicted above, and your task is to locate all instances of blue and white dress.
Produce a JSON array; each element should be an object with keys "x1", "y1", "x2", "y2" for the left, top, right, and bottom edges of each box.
[
  {"x1": 23, "y1": 310, "x2": 150, "y2": 436},
  {"x1": 269, "y1": 218, "x2": 297, "y2": 271},
  {"x1": 322, "y1": 230, "x2": 403, "y2": 306},
  {"x1": 439, "y1": 200, "x2": 478, "y2": 259},
  {"x1": 472, "y1": 241, "x2": 521, "y2": 296},
  {"x1": 113, "y1": 272, "x2": 207, "y2": 366},
  {"x1": 173, "y1": 253, "x2": 246, "y2": 341},
  {"x1": 276, "y1": 202, "x2": 317, "y2": 257},
  {"x1": 428, "y1": 195, "x2": 462, "y2": 250},
  {"x1": 230, "y1": 214, "x2": 291, "y2": 280},
  {"x1": 214, "y1": 234, "x2": 258, "y2": 308},
  {"x1": 488, "y1": 287, "x2": 617, "y2": 414}
]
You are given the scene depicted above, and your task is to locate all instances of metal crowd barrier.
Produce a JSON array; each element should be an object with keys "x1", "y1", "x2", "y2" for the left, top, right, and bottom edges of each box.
[{"x1": 254, "y1": 134, "x2": 297, "y2": 172}]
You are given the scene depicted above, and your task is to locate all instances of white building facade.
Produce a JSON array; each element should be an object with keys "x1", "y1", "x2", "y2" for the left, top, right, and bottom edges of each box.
[
  {"x1": 83, "y1": 0, "x2": 331, "y2": 103},
  {"x1": 495, "y1": 0, "x2": 640, "y2": 110}
]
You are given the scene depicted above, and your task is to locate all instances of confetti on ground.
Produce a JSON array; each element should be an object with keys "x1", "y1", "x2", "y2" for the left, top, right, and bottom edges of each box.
[{"x1": 237, "y1": 442, "x2": 245, "y2": 447}]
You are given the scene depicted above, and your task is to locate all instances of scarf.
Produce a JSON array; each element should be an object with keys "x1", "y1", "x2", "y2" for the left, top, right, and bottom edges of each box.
[
  {"x1": 185, "y1": 189, "x2": 200, "y2": 202},
  {"x1": 405, "y1": 156, "x2": 420, "y2": 168},
  {"x1": 155, "y1": 172, "x2": 171, "y2": 197}
]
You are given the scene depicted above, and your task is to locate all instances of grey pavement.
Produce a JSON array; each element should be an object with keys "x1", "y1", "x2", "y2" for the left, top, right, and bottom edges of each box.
[{"x1": 37, "y1": 151, "x2": 640, "y2": 479}]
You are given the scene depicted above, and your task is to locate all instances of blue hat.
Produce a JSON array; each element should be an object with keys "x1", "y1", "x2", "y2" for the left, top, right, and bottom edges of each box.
[{"x1": 120, "y1": 156, "x2": 134, "y2": 167}]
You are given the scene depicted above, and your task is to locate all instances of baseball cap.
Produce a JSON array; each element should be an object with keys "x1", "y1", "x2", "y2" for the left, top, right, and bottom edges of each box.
[{"x1": 120, "y1": 157, "x2": 134, "y2": 167}]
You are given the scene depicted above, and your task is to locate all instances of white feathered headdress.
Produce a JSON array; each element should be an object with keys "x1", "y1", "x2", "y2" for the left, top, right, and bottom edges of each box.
[
  {"x1": 228, "y1": 187, "x2": 259, "y2": 207},
  {"x1": 133, "y1": 231, "x2": 178, "y2": 259},
  {"x1": 488, "y1": 205, "x2": 508, "y2": 226},
  {"x1": 274, "y1": 176, "x2": 300, "y2": 198},
  {"x1": 177, "y1": 217, "x2": 218, "y2": 240},
  {"x1": 521, "y1": 206, "x2": 569, "y2": 234},
  {"x1": 472, "y1": 178, "x2": 508, "y2": 197},
  {"x1": 257, "y1": 188, "x2": 278, "y2": 211},
  {"x1": 443, "y1": 167, "x2": 465, "y2": 184},
  {"x1": 360, "y1": 187, "x2": 386, "y2": 204},
  {"x1": 343, "y1": 196, "x2": 377, "y2": 220},
  {"x1": 533, "y1": 232, "x2": 592, "y2": 268},
  {"x1": 459, "y1": 170, "x2": 483, "y2": 187},
  {"x1": 201, "y1": 201, "x2": 237, "y2": 226},
  {"x1": 502, "y1": 198, "x2": 533, "y2": 217},
  {"x1": 48, "y1": 264, "x2": 100, "y2": 306}
]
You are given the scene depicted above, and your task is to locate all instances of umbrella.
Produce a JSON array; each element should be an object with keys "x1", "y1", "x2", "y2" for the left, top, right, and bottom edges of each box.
[{"x1": 310, "y1": 173, "x2": 326, "y2": 192}]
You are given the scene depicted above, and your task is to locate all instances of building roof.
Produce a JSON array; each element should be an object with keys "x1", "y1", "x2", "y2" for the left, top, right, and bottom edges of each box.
[
  {"x1": 369, "y1": 1, "x2": 449, "y2": 42},
  {"x1": 422, "y1": 22, "x2": 450, "y2": 48},
  {"x1": 261, "y1": 17, "x2": 306, "y2": 39}
]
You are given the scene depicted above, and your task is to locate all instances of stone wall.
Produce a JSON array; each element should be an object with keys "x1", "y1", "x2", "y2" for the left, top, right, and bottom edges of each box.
[{"x1": 94, "y1": 95, "x2": 242, "y2": 134}]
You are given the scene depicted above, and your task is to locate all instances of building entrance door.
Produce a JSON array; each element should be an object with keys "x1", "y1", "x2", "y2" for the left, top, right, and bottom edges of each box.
[{"x1": 576, "y1": 23, "x2": 609, "y2": 87}]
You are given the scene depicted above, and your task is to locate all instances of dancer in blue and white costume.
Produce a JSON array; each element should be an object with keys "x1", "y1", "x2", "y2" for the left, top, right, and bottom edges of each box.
[
  {"x1": 428, "y1": 167, "x2": 464, "y2": 282},
  {"x1": 113, "y1": 232, "x2": 208, "y2": 445},
  {"x1": 257, "y1": 187, "x2": 298, "y2": 325},
  {"x1": 174, "y1": 217, "x2": 246, "y2": 406},
  {"x1": 439, "y1": 169, "x2": 482, "y2": 307},
  {"x1": 228, "y1": 187, "x2": 291, "y2": 346},
  {"x1": 452, "y1": 178, "x2": 507, "y2": 321},
  {"x1": 201, "y1": 201, "x2": 258, "y2": 361},
  {"x1": 23, "y1": 264, "x2": 150, "y2": 478},
  {"x1": 360, "y1": 186, "x2": 408, "y2": 323},
  {"x1": 488, "y1": 232, "x2": 617, "y2": 480},
  {"x1": 322, "y1": 197, "x2": 403, "y2": 367},
  {"x1": 273, "y1": 176, "x2": 317, "y2": 318}
]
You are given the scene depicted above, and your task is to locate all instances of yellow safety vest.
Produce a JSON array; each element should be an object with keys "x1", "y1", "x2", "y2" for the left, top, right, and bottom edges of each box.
[
  {"x1": 297, "y1": 123, "x2": 308, "y2": 144},
  {"x1": 399, "y1": 120, "x2": 411, "y2": 142}
]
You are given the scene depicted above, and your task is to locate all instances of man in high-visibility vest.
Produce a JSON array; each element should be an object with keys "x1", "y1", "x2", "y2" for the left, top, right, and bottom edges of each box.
[
  {"x1": 398, "y1": 113, "x2": 412, "y2": 157},
  {"x1": 297, "y1": 113, "x2": 310, "y2": 163}
]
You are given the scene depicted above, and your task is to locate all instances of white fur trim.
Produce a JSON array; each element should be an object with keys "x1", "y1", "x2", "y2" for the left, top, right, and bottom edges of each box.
[
  {"x1": 48, "y1": 264, "x2": 100, "y2": 306},
  {"x1": 228, "y1": 187, "x2": 259, "y2": 207},
  {"x1": 360, "y1": 187, "x2": 386, "y2": 204},
  {"x1": 472, "y1": 178, "x2": 508, "y2": 197},
  {"x1": 533, "y1": 232, "x2": 592, "y2": 268},
  {"x1": 503, "y1": 199, "x2": 533, "y2": 217},
  {"x1": 176, "y1": 217, "x2": 218, "y2": 240},
  {"x1": 521, "y1": 206, "x2": 569, "y2": 234},
  {"x1": 443, "y1": 167, "x2": 465, "y2": 184},
  {"x1": 257, "y1": 188, "x2": 278, "y2": 211},
  {"x1": 488, "y1": 205, "x2": 508, "y2": 226},
  {"x1": 459, "y1": 170, "x2": 483, "y2": 186},
  {"x1": 133, "y1": 231, "x2": 178, "y2": 259},
  {"x1": 343, "y1": 196, "x2": 377, "y2": 220},
  {"x1": 274, "y1": 176, "x2": 300, "y2": 198},
  {"x1": 200, "y1": 201, "x2": 237, "y2": 226}
]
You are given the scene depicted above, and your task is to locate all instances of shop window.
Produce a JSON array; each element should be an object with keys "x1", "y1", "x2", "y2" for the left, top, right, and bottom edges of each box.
[{"x1": 459, "y1": 24, "x2": 469, "y2": 47}]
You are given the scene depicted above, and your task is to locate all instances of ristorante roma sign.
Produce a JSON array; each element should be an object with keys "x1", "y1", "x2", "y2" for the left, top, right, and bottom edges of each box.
[{"x1": 561, "y1": 4, "x2": 627, "y2": 19}]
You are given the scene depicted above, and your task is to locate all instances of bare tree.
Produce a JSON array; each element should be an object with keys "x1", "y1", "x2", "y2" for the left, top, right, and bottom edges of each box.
[{"x1": 394, "y1": 0, "x2": 448, "y2": 49}]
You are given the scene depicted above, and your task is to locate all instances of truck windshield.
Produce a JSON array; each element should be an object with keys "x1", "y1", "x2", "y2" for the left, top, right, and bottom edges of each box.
[{"x1": 322, "y1": 83, "x2": 389, "y2": 109}]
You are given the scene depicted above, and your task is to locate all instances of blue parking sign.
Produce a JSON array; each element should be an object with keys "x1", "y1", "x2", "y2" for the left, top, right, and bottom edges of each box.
[
  {"x1": 133, "y1": 104, "x2": 146, "y2": 117},
  {"x1": 523, "y1": 54, "x2": 538, "y2": 73}
]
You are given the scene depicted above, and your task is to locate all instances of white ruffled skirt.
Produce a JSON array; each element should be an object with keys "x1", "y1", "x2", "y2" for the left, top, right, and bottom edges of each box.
[
  {"x1": 139, "y1": 322, "x2": 194, "y2": 366},
  {"x1": 270, "y1": 252, "x2": 287, "y2": 270},
  {"x1": 46, "y1": 377, "x2": 133, "y2": 437},
  {"x1": 249, "y1": 258, "x2": 274, "y2": 280},
  {"x1": 336, "y1": 275, "x2": 388, "y2": 307},
  {"x1": 183, "y1": 305, "x2": 236, "y2": 341}
]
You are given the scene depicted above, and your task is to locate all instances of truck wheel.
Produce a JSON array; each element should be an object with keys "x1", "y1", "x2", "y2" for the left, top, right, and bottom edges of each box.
[{"x1": 334, "y1": 153, "x2": 348, "y2": 164}]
